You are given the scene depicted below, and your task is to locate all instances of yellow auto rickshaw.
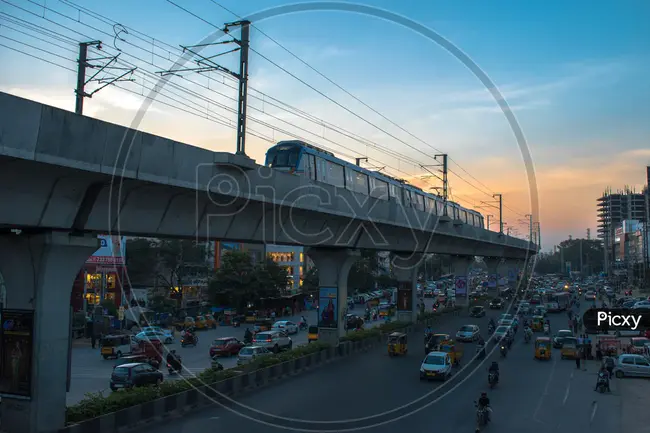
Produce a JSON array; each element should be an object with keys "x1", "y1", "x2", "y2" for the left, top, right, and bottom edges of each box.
[
  {"x1": 307, "y1": 326, "x2": 319, "y2": 343},
  {"x1": 439, "y1": 340, "x2": 463, "y2": 366},
  {"x1": 387, "y1": 332, "x2": 408, "y2": 356},
  {"x1": 194, "y1": 315, "x2": 208, "y2": 329},
  {"x1": 425, "y1": 333, "x2": 451, "y2": 354},
  {"x1": 534, "y1": 337, "x2": 552, "y2": 360},
  {"x1": 531, "y1": 316, "x2": 544, "y2": 332},
  {"x1": 204, "y1": 314, "x2": 217, "y2": 328},
  {"x1": 561, "y1": 340, "x2": 578, "y2": 359}
]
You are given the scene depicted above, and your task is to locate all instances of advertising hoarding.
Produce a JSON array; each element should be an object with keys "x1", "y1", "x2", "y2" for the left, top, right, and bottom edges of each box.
[{"x1": 86, "y1": 235, "x2": 126, "y2": 265}]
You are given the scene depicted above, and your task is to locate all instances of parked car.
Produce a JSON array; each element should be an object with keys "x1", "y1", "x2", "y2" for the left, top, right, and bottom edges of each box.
[
  {"x1": 272, "y1": 321, "x2": 299, "y2": 335},
  {"x1": 237, "y1": 345, "x2": 271, "y2": 365},
  {"x1": 209, "y1": 337, "x2": 245, "y2": 357},
  {"x1": 110, "y1": 362, "x2": 163, "y2": 391},
  {"x1": 252, "y1": 330, "x2": 293, "y2": 353}
]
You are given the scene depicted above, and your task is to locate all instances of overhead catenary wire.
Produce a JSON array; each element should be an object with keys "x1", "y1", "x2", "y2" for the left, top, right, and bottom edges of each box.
[
  {"x1": 1, "y1": 0, "x2": 490, "y2": 213},
  {"x1": 208, "y1": 0, "x2": 529, "y2": 219}
]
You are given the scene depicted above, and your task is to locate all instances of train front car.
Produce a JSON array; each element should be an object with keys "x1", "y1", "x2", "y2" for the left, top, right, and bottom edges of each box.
[{"x1": 264, "y1": 141, "x2": 305, "y2": 173}]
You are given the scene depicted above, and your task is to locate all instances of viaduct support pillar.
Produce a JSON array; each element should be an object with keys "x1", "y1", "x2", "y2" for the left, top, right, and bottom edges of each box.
[
  {"x1": 306, "y1": 248, "x2": 359, "y2": 346},
  {"x1": 484, "y1": 257, "x2": 502, "y2": 292},
  {"x1": 0, "y1": 232, "x2": 98, "y2": 433},
  {"x1": 451, "y1": 256, "x2": 475, "y2": 305},
  {"x1": 392, "y1": 255, "x2": 421, "y2": 323}
]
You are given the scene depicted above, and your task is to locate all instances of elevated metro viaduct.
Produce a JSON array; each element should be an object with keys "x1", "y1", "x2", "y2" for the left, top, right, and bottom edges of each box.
[{"x1": 0, "y1": 92, "x2": 537, "y2": 433}]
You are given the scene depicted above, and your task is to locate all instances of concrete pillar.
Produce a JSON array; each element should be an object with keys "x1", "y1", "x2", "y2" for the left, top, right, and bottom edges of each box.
[
  {"x1": 451, "y1": 256, "x2": 474, "y2": 303},
  {"x1": 0, "y1": 232, "x2": 98, "y2": 433},
  {"x1": 484, "y1": 257, "x2": 502, "y2": 292},
  {"x1": 306, "y1": 248, "x2": 359, "y2": 346},
  {"x1": 392, "y1": 255, "x2": 421, "y2": 323}
]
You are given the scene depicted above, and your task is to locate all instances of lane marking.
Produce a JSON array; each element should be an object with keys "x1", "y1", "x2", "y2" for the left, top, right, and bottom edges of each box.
[
  {"x1": 533, "y1": 356, "x2": 558, "y2": 424},
  {"x1": 562, "y1": 371, "x2": 574, "y2": 405},
  {"x1": 590, "y1": 401, "x2": 598, "y2": 424}
]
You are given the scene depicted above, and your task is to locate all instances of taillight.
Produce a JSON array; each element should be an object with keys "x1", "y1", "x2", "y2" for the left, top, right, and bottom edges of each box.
[{"x1": 266, "y1": 339, "x2": 272, "y2": 342}]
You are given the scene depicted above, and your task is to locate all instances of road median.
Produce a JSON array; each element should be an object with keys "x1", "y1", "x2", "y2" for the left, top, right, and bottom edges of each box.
[{"x1": 62, "y1": 306, "x2": 462, "y2": 433}]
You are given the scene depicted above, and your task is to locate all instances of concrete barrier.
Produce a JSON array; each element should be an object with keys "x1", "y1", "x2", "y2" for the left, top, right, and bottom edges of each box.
[{"x1": 61, "y1": 308, "x2": 463, "y2": 433}]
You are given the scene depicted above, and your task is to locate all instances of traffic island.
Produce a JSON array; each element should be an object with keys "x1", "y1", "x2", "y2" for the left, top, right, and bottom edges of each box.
[{"x1": 61, "y1": 306, "x2": 462, "y2": 433}]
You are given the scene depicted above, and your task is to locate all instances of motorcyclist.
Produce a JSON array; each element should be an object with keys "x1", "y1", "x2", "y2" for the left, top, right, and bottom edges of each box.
[
  {"x1": 488, "y1": 361, "x2": 499, "y2": 383},
  {"x1": 524, "y1": 325, "x2": 533, "y2": 341},
  {"x1": 184, "y1": 329, "x2": 196, "y2": 344},
  {"x1": 595, "y1": 365, "x2": 610, "y2": 392},
  {"x1": 477, "y1": 392, "x2": 492, "y2": 422},
  {"x1": 489, "y1": 318, "x2": 496, "y2": 329},
  {"x1": 244, "y1": 327, "x2": 253, "y2": 344},
  {"x1": 166, "y1": 350, "x2": 181, "y2": 371},
  {"x1": 300, "y1": 315, "x2": 308, "y2": 328}
]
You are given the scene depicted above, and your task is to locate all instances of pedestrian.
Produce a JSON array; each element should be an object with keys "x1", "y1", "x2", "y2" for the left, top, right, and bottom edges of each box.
[
  {"x1": 91, "y1": 332, "x2": 96, "y2": 349},
  {"x1": 582, "y1": 344, "x2": 588, "y2": 370},
  {"x1": 575, "y1": 350, "x2": 581, "y2": 369}
]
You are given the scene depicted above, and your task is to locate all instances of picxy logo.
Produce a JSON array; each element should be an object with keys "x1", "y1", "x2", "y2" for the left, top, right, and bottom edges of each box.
[{"x1": 597, "y1": 311, "x2": 642, "y2": 330}]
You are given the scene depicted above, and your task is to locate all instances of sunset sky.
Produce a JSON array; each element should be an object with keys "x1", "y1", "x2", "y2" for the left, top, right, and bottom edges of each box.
[{"x1": 1, "y1": 0, "x2": 649, "y2": 251}]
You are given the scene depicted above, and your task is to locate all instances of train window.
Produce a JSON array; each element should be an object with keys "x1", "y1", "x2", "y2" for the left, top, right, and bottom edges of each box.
[
  {"x1": 445, "y1": 203, "x2": 453, "y2": 217},
  {"x1": 306, "y1": 154, "x2": 316, "y2": 180},
  {"x1": 267, "y1": 146, "x2": 300, "y2": 168},
  {"x1": 414, "y1": 194, "x2": 424, "y2": 211},
  {"x1": 326, "y1": 161, "x2": 345, "y2": 187},
  {"x1": 390, "y1": 184, "x2": 402, "y2": 203},
  {"x1": 370, "y1": 178, "x2": 389, "y2": 200},
  {"x1": 344, "y1": 168, "x2": 354, "y2": 191},
  {"x1": 468, "y1": 213, "x2": 475, "y2": 226},
  {"x1": 316, "y1": 157, "x2": 327, "y2": 182},
  {"x1": 426, "y1": 197, "x2": 437, "y2": 214},
  {"x1": 403, "y1": 189, "x2": 412, "y2": 207},
  {"x1": 461, "y1": 210, "x2": 468, "y2": 223},
  {"x1": 353, "y1": 171, "x2": 369, "y2": 194},
  {"x1": 479, "y1": 216, "x2": 485, "y2": 228},
  {"x1": 436, "y1": 200, "x2": 444, "y2": 216}
]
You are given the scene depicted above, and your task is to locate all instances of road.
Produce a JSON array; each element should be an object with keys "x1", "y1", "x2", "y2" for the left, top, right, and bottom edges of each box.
[
  {"x1": 68, "y1": 302, "x2": 407, "y2": 405},
  {"x1": 138, "y1": 297, "x2": 625, "y2": 433}
]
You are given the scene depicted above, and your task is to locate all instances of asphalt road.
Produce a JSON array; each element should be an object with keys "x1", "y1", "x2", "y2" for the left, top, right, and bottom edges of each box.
[
  {"x1": 137, "y1": 298, "x2": 625, "y2": 433},
  {"x1": 68, "y1": 302, "x2": 398, "y2": 405}
]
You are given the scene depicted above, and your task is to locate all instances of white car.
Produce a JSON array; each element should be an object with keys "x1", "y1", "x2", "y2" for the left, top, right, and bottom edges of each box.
[
  {"x1": 252, "y1": 330, "x2": 293, "y2": 353},
  {"x1": 493, "y1": 326, "x2": 511, "y2": 342},
  {"x1": 135, "y1": 330, "x2": 174, "y2": 344},
  {"x1": 272, "y1": 320, "x2": 298, "y2": 334},
  {"x1": 419, "y1": 351, "x2": 452, "y2": 381},
  {"x1": 456, "y1": 325, "x2": 480, "y2": 342},
  {"x1": 585, "y1": 291, "x2": 596, "y2": 300}
]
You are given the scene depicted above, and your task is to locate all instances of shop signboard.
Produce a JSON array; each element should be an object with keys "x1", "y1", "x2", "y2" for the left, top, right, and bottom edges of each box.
[{"x1": 86, "y1": 235, "x2": 126, "y2": 265}]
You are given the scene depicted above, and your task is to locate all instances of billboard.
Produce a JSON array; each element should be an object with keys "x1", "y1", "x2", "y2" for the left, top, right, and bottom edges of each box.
[
  {"x1": 397, "y1": 281, "x2": 413, "y2": 311},
  {"x1": 86, "y1": 235, "x2": 126, "y2": 265},
  {"x1": 318, "y1": 287, "x2": 338, "y2": 328}
]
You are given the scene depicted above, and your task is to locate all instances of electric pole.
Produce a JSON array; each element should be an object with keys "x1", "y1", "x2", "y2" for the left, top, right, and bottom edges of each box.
[
  {"x1": 493, "y1": 193, "x2": 503, "y2": 234},
  {"x1": 355, "y1": 157, "x2": 368, "y2": 166},
  {"x1": 525, "y1": 214, "x2": 533, "y2": 241},
  {"x1": 421, "y1": 154, "x2": 448, "y2": 215},
  {"x1": 158, "y1": 20, "x2": 251, "y2": 155},
  {"x1": 587, "y1": 228, "x2": 591, "y2": 240},
  {"x1": 75, "y1": 41, "x2": 136, "y2": 115}
]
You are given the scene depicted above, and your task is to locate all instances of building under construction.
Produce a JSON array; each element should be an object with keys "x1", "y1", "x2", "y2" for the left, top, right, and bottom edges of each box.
[{"x1": 597, "y1": 166, "x2": 650, "y2": 286}]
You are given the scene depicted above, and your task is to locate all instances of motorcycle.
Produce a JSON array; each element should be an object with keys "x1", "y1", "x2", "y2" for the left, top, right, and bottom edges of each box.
[
  {"x1": 474, "y1": 402, "x2": 489, "y2": 431},
  {"x1": 476, "y1": 344, "x2": 486, "y2": 360},
  {"x1": 299, "y1": 322, "x2": 308, "y2": 331},
  {"x1": 211, "y1": 357, "x2": 224, "y2": 371},
  {"x1": 596, "y1": 374, "x2": 609, "y2": 393},
  {"x1": 488, "y1": 324, "x2": 495, "y2": 335},
  {"x1": 500, "y1": 345, "x2": 507, "y2": 358},
  {"x1": 488, "y1": 372, "x2": 498, "y2": 388},
  {"x1": 167, "y1": 360, "x2": 182, "y2": 375},
  {"x1": 181, "y1": 334, "x2": 198, "y2": 347},
  {"x1": 524, "y1": 331, "x2": 531, "y2": 343},
  {"x1": 543, "y1": 325, "x2": 550, "y2": 335}
]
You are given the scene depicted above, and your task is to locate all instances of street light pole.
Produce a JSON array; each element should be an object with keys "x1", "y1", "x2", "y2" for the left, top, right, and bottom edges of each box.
[{"x1": 493, "y1": 194, "x2": 503, "y2": 234}]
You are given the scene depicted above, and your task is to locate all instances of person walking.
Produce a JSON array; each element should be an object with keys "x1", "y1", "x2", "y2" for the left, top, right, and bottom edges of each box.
[{"x1": 575, "y1": 349, "x2": 581, "y2": 369}]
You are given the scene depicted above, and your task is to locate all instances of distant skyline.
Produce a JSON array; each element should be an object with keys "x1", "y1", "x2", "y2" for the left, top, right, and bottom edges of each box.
[{"x1": 1, "y1": 0, "x2": 649, "y2": 250}]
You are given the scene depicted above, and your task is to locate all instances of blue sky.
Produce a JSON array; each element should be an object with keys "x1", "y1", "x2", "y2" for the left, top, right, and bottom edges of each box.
[{"x1": 1, "y1": 0, "x2": 649, "y2": 249}]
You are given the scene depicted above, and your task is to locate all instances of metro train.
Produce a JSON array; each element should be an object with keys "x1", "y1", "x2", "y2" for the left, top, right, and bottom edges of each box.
[{"x1": 264, "y1": 140, "x2": 485, "y2": 229}]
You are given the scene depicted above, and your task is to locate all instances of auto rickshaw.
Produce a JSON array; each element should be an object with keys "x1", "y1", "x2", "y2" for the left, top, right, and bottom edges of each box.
[
  {"x1": 425, "y1": 333, "x2": 451, "y2": 354},
  {"x1": 561, "y1": 341, "x2": 578, "y2": 360},
  {"x1": 195, "y1": 316, "x2": 208, "y2": 329},
  {"x1": 387, "y1": 332, "x2": 408, "y2": 356},
  {"x1": 597, "y1": 336, "x2": 620, "y2": 357},
  {"x1": 439, "y1": 340, "x2": 463, "y2": 366},
  {"x1": 378, "y1": 304, "x2": 395, "y2": 318},
  {"x1": 204, "y1": 314, "x2": 217, "y2": 328},
  {"x1": 531, "y1": 316, "x2": 544, "y2": 332},
  {"x1": 534, "y1": 337, "x2": 552, "y2": 360},
  {"x1": 307, "y1": 326, "x2": 319, "y2": 343},
  {"x1": 245, "y1": 311, "x2": 258, "y2": 323}
]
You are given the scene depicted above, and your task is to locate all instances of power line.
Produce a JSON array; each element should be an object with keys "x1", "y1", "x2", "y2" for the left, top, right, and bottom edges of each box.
[{"x1": 0, "y1": 40, "x2": 76, "y2": 72}]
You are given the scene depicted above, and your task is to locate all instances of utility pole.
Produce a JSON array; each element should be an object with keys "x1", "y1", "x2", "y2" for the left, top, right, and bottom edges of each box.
[
  {"x1": 158, "y1": 20, "x2": 251, "y2": 155},
  {"x1": 525, "y1": 214, "x2": 533, "y2": 241},
  {"x1": 587, "y1": 228, "x2": 591, "y2": 240},
  {"x1": 421, "y1": 154, "x2": 448, "y2": 215},
  {"x1": 75, "y1": 41, "x2": 136, "y2": 115},
  {"x1": 493, "y1": 194, "x2": 503, "y2": 234},
  {"x1": 580, "y1": 238, "x2": 584, "y2": 276},
  {"x1": 355, "y1": 157, "x2": 368, "y2": 166}
]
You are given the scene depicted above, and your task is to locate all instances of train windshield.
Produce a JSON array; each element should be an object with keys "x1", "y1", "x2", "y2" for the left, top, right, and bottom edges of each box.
[{"x1": 266, "y1": 145, "x2": 301, "y2": 168}]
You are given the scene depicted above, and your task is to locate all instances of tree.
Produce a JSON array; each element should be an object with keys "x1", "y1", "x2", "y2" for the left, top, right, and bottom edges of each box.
[
  {"x1": 155, "y1": 239, "x2": 211, "y2": 304},
  {"x1": 209, "y1": 250, "x2": 258, "y2": 309},
  {"x1": 348, "y1": 250, "x2": 379, "y2": 291},
  {"x1": 256, "y1": 258, "x2": 290, "y2": 293},
  {"x1": 533, "y1": 238, "x2": 604, "y2": 275},
  {"x1": 125, "y1": 238, "x2": 159, "y2": 284},
  {"x1": 301, "y1": 267, "x2": 319, "y2": 294}
]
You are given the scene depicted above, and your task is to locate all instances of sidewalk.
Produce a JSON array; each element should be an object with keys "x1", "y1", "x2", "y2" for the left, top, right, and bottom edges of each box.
[{"x1": 72, "y1": 338, "x2": 94, "y2": 348}]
